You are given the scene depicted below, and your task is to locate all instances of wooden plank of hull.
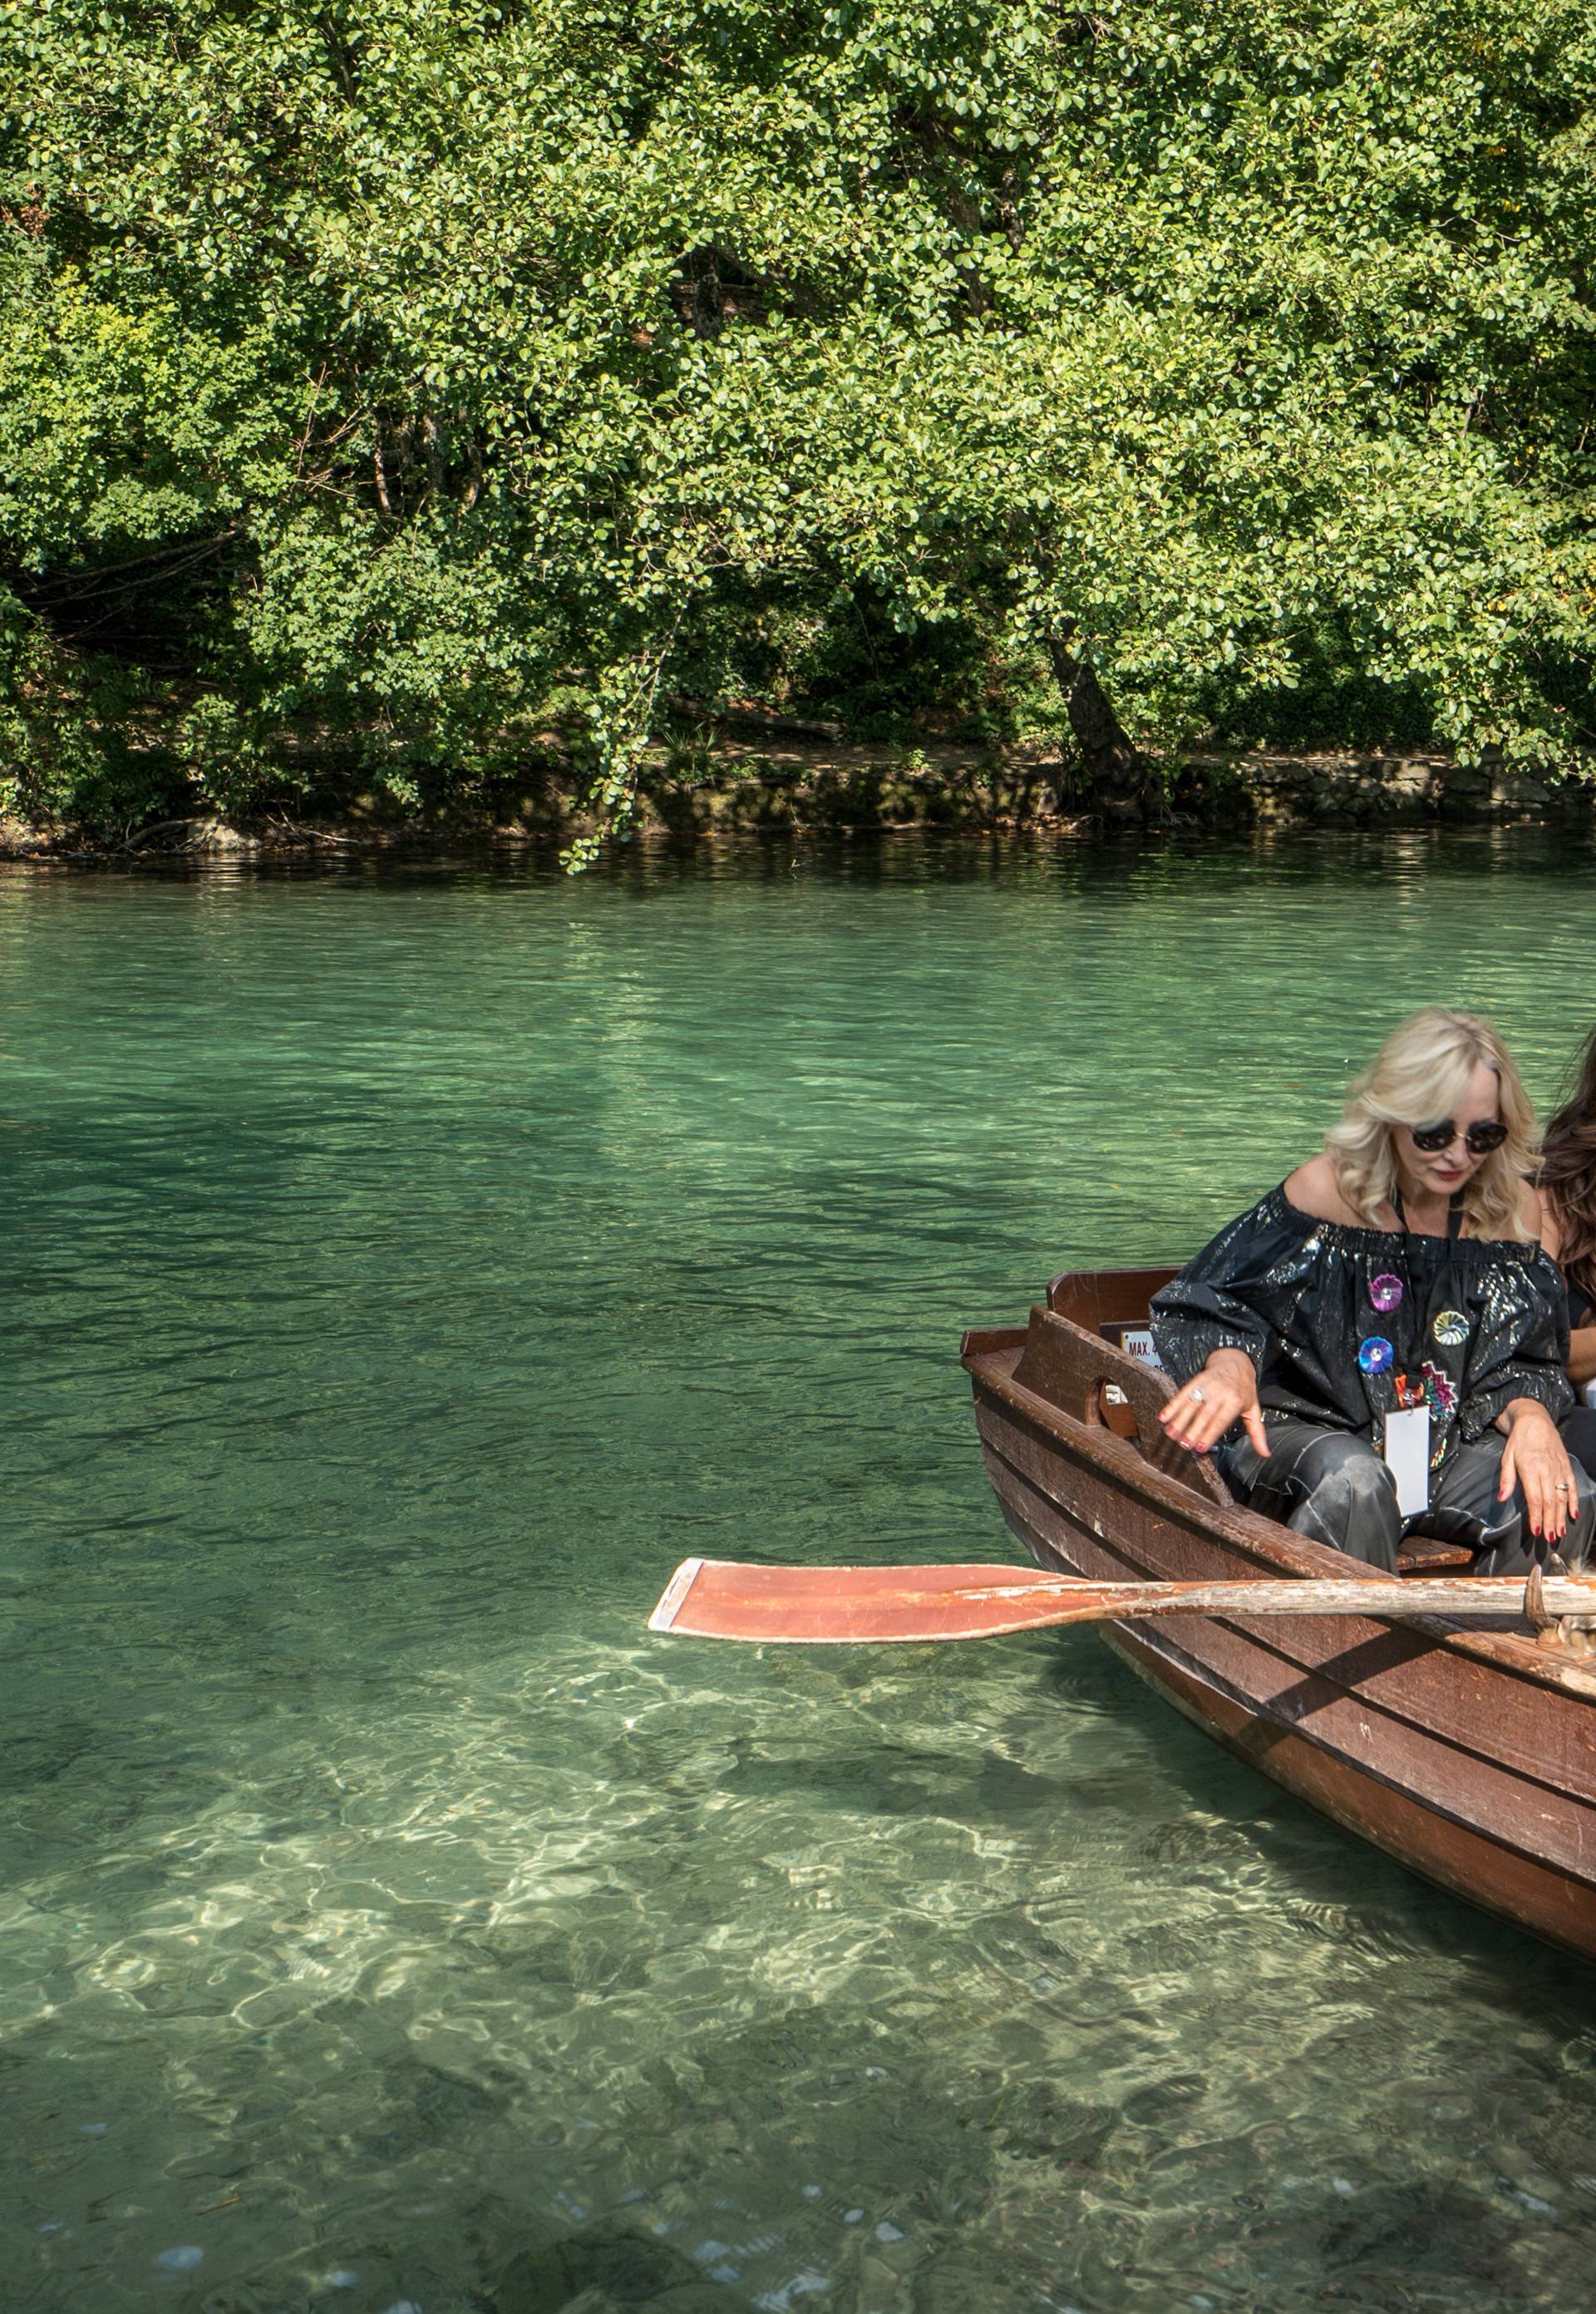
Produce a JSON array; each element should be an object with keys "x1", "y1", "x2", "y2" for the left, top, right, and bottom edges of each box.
[{"x1": 968, "y1": 1368, "x2": 1596, "y2": 1959}]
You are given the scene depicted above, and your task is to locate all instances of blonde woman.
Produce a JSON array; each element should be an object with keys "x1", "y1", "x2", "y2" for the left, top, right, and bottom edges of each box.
[{"x1": 1150, "y1": 1009, "x2": 1591, "y2": 1572}]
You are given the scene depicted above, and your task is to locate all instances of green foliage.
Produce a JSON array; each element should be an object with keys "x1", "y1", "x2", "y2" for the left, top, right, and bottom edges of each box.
[{"x1": 3, "y1": 0, "x2": 1596, "y2": 846}]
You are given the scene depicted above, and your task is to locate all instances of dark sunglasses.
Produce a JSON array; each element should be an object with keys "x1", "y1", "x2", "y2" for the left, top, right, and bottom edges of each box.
[{"x1": 1408, "y1": 1118, "x2": 1509, "y2": 1155}]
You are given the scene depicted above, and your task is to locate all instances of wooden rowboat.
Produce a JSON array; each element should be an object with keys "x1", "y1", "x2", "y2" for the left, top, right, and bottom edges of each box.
[{"x1": 962, "y1": 1268, "x2": 1596, "y2": 1961}]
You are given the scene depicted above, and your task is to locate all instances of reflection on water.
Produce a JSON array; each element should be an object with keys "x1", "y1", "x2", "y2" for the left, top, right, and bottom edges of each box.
[{"x1": 5, "y1": 829, "x2": 1596, "y2": 2312}]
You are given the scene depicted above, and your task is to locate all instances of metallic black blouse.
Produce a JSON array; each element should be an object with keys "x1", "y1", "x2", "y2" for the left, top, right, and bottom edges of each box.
[{"x1": 1150, "y1": 1184, "x2": 1573, "y2": 1463}]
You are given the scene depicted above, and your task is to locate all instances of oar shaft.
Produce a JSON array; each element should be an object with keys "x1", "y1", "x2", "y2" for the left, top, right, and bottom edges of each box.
[
  {"x1": 879, "y1": 1576, "x2": 1596, "y2": 1621},
  {"x1": 1046, "y1": 1576, "x2": 1537, "y2": 1621}
]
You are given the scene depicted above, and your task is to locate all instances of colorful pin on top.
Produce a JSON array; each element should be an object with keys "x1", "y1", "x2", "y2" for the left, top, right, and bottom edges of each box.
[
  {"x1": 1358, "y1": 1335, "x2": 1396, "y2": 1376},
  {"x1": 1422, "y1": 1359, "x2": 1459, "y2": 1415},
  {"x1": 1368, "y1": 1273, "x2": 1404, "y2": 1313},
  {"x1": 1432, "y1": 1310, "x2": 1470, "y2": 1348}
]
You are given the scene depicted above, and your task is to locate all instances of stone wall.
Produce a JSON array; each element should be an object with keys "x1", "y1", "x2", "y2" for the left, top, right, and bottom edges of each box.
[
  {"x1": 1177, "y1": 747, "x2": 1589, "y2": 826},
  {"x1": 621, "y1": 738, "x2": 1593, "y2": 835},
  {"x1": 2, "y1": 737, "x2": 1589, "y2": 859}
]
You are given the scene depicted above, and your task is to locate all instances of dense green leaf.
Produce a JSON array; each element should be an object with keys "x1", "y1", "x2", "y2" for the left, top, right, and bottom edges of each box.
[{"x1": 3, "y1": 0, "x2": 1595, "y2": 843}]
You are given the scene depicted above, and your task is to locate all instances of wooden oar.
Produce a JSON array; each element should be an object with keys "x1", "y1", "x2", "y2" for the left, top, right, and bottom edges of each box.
[{"x1": 648, "y1": 1557, "x2": 1596, "y2": 1645}]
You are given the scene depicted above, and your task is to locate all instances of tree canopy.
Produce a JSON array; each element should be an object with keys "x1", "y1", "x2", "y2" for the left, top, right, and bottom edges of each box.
[{"x1": 4, "y1": 0, "x2": 1596, "y2": 846}]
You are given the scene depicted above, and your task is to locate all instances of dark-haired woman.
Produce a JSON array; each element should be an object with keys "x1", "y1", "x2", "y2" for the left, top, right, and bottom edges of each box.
[{"x1": 1536, "y1": 1028, "x2": 1596, "y2": 1474}]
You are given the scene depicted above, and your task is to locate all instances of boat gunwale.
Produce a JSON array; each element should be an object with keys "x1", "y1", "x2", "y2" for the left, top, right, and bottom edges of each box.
[{"x1": 961, "y1": 1330, "x2": 1596, "y2": 1708}]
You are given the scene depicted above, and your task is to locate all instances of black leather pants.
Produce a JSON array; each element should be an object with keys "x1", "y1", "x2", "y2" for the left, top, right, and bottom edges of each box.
[{"x1": 1219, "y1": 1417, "x2": 1595, "y2": 1576}]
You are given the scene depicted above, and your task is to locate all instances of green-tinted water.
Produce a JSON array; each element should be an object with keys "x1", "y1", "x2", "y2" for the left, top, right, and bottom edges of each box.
[{"x1": 7, "y1": 831, "x2": 1596, "y2": 2314}]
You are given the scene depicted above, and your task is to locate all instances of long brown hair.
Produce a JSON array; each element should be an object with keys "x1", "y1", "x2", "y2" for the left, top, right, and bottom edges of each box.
[{"x1": 1540, "y1": 1026, "x2": 1596, "y2": 1300}]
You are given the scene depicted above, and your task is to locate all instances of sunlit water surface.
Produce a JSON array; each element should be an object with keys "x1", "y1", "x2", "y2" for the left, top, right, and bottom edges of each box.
[{"x1": 7, "y1": 830, "x2": 1596, "y2": 2314}]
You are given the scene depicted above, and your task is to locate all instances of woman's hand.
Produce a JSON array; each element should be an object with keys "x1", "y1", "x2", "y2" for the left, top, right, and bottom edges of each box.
[
  {"x1": 1158, "y1": 1349, "x2": 1269, "y2": 1458},
  {"x1": 1498, "y1": 1400, "x2": 1579, "y2": 1541}
]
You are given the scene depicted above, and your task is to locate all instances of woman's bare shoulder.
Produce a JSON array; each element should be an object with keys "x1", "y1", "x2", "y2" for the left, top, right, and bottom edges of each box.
[
  {"x1": 1282, "y1": 1155, "x2": 1369, "y2": 1227},
  {"x1": 1520, "y1": 1177, "x2": 1560, "y2": 1255}
]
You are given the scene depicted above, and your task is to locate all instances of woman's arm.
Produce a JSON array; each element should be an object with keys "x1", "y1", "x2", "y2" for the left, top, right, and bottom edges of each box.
[
  {"x1": 1485, "y1": 1182, "x2": 1580, "y2": 1538},
  {"x1": 1150, "y1": 1177, "x2": 1323, "y2": 1458},
  {"x1": 1461, "y1": 1212, "x2": 1575, "y2": 1455},
  {"x1": 1529, "y1": 1184, "x2": 1596, "y2": 1382},
  {"x1": 1535, "y1": 1181, "x2": 1563, "y2": 1260}
]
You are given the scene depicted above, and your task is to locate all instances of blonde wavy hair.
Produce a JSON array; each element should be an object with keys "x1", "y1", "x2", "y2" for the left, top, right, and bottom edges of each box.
[{"x1": 1324, "y1": 1008, "x2": 1539, "y2": 1239}]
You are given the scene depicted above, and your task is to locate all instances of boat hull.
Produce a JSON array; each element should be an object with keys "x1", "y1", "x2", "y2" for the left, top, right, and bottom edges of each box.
[{"x1": 964, "y1": 1295, "x2": 1596, "y2": 1961}]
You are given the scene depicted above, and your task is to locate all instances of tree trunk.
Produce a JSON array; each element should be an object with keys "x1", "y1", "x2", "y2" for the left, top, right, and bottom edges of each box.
[{"x1": 1046, "y1": 636, "x2": 1165, "y2": 825}]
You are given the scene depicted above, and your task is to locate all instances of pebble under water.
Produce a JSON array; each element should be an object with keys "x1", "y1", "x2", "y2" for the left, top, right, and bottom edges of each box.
[{"x1": 6, "y1": 828, "x2": 1596, "y2": 2314}]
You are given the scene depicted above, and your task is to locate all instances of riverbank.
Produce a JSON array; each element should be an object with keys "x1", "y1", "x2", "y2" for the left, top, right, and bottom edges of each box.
[{"x1": 3, "y1": 729, "x2": 1589, "y2": 858}]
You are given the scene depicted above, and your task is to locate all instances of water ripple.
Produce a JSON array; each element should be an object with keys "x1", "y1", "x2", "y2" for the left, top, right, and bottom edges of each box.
[{"x1": 6, "y1": 835, "x2": 1596, "y2": 2311}]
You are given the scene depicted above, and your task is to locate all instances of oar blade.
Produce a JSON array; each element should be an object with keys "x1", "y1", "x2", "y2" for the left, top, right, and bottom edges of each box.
[{"x1": 648, "y1": 1558, "x2": 1116, "y2": 1644}]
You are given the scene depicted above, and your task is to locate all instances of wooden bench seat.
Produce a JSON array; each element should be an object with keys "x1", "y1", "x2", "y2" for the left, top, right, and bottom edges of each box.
[{"x1": 1395, "y1": 1534, "x2": 1477, "y2": 1576}]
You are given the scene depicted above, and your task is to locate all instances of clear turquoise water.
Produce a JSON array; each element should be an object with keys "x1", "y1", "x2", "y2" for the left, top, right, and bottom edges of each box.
[{"x1": 6, "y1": 830, "x2": 1596, "y2": 2314}]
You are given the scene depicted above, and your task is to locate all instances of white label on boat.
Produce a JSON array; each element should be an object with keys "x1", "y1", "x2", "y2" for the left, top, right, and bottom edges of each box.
[
  {"x1": 1382, "y1": 1406, "x2": 1431, "y2": 1517},
  {"x1": 1119, "y1": 1328, "x2": 1163, "y2": 1369}
]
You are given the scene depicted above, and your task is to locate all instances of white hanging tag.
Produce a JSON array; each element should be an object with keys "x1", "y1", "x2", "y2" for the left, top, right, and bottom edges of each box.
[{"x1": 1382, "y1": 1406, "x2": 1431, "y2": 1516}]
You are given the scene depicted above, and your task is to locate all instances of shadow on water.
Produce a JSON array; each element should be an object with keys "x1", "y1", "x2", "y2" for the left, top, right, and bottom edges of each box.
[{"x1": 1037, "y1": 1627, "x2": 1596, "y2": 2001}]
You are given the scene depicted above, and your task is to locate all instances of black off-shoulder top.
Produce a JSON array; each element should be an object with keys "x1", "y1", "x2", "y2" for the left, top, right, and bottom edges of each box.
[{"x1": 1150, "y1": 1185, "x2": 1573, "y2": 1463}]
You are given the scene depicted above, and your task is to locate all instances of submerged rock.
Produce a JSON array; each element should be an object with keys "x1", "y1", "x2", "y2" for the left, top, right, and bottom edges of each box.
[
  {"x1": 491, "y1": 2226, "x2": 746, "y2": 2313},
  {"x1": 544, "y1": 2294, "x2": 740, "y2": 2314}
]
